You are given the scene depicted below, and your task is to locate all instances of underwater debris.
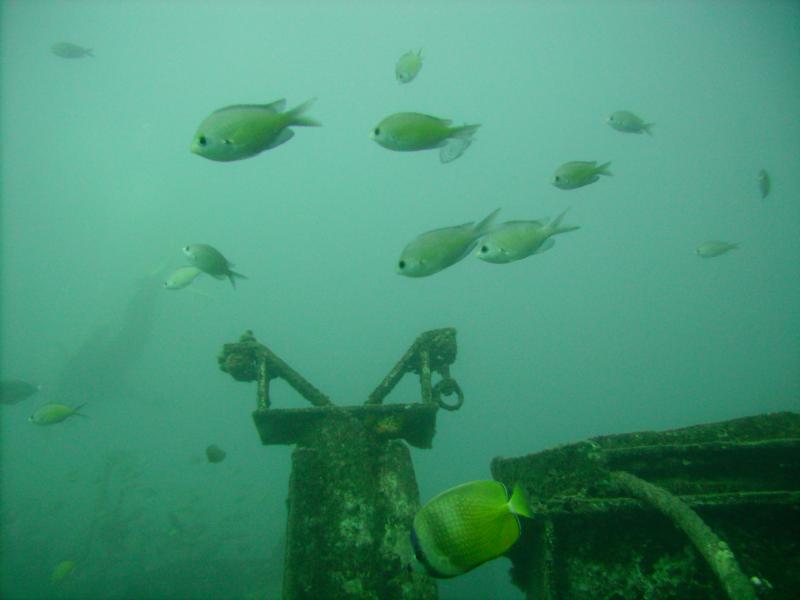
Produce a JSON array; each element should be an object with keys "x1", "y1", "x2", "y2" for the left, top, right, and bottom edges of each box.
[
  {"x1": 219, "y1": 328, "x2": 462, "y2": 446},
  {"x1": 367, "y1": 327, "x2": 460, "y2": 409},
  {"x1": 216, "y1": 328, "x2": 466, "y2": 598},
  {"x1": 492, "y1": 412, "x2": 800, "y2": 600},
  {"x1": 608, "y1": 471, "x2": 756, "y2": 600},
  {"x1": 205, "y1": 444, "x2": 227, "y2": 463}
]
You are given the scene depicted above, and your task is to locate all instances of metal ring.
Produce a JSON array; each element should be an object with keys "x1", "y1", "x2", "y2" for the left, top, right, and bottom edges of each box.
[{"x1": 432, "y1": 377, "x2": 464, "y2": 411}]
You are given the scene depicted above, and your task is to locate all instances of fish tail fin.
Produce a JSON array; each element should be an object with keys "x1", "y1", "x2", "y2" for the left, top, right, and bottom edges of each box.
[
  {"x1": 228, "y1": 271, "x2": 248, "y2": 289},
  {"x1": 288, "y1": 98, "x2": 321, "y2": 127},
  {"x1": 86, "y1": 49, "x2": 94, "y2": 57},
  {"x1": 73, "y1": 403, "x2": 89, "y2": 418},
  {"x1": 643, "y1": 123, "x2": 654, "y2": 136},
  {"x1": 450, "y1": 124, "x2": 480, "y2": 141},
  {"x1": 508, "y1": 483, "x2": 532, "y2": 518},
  {"x1": 730, "y1": 242, "x2": 740, "y2": 250},
  {"x1": 550, "y1": 208, "x2": 580, "y2": 235},
  {"x1": 596, "y1": 161, "x2": 612, "y2": 176},
  {"x1": 474, "y1": 208, "x2": 501, "y2": 236},
  {"x1": 439, "y1": 124, "x2": 479, "y2": 163}
]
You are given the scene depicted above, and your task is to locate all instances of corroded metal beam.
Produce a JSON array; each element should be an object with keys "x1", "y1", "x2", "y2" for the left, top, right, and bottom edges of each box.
[
  {"x1": 218, "y1": 330, "x2": 330, "y2": 407},
  {"x1": 367, "y1": 327, "x2": 458, "y2": 406}
]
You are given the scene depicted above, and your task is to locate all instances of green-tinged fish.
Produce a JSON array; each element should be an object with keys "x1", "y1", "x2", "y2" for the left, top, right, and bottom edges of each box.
[
  {"x1": 396, "y1": 49, "x2": 423, "y2": 83},
  {"x1": 607, "y1": 110, "x2": 653, "y2": 135},
  {"x1": 167, "y1": 512, "x2": 185, "y2": 536},
  {"x1": 398, "y1": 209, "x2": 500, "y2": 277},
  {"x1": 758, "y1": 169, "x2": 770, "y2": 200},
  {"x1": 1, "y1": 379, "x2": 42, "y2": 404},
  {"x1": 190, "y1": 98, "x2": 320, "y2": 162},
  {"x1": 412, "y1": 480, "x2": 532, "y2": 578},
  {"x1": 206, "y1": 444, "x2": 227, "y2": 464},
  {"x1": 552, "y1": 161, "x2": 612, "y2": 190},
  {"x1": 476, "y1": 208, "x2": 580, "y2": 264},
  {"x1": 696, "y1": 241, "x2": 738, "y2": 258},
  {"x1": 51, "y1": 560, "x2": 75, "y2": 583},
  {"x1": 163, "y1": 266, "x2": 202, "y2": 290},
  {"x1": 51, "y1": 42, "x2": 93, "y2": 58},
  {"x1": 29, "y1": 403, "x2": 86, "y2": 425},
  {"x1": 371, "y1": 112, "x2": 480, "y2": 163},
  {"x1": 182, "y1": 244, "x2": 246, "y2": 288}
]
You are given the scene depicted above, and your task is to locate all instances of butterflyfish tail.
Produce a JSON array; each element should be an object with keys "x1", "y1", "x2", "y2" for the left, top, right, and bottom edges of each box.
[{"x1": 508, "y1": 483, "x2": 532, "y2": 518}]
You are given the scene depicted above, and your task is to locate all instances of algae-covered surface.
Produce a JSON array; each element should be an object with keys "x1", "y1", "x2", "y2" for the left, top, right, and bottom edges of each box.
[
  {"x1": 283, "y1": 411, "x2": 436, "y2": 600},
  {"x1": 493, "y1": 412, "x2": 800, "y2": 599}
]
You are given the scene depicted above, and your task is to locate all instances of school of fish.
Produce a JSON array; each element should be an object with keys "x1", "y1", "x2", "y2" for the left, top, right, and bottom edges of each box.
[{"x1": 12, "y1": 40, "x2": 776, "y2": 582}]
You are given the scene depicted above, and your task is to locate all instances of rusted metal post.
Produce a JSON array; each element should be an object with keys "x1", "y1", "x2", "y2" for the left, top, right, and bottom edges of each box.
[
  {"x1": 218, "y1": 328, "x2": 464, "y2": 600},
  {"x1": 256, "y1": 356, "x2": 270, "y2": 410}
]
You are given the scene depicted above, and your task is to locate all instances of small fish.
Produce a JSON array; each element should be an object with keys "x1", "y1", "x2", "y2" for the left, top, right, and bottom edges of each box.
[
  {"x1": 412, "y1": 480, "x2": 532, "y2": 578},
  {"x1": 0, "y1": 379, "x2": 42, "y2": 404},
  {"x1": 182, "y1": 244, "x2": 246, "y2": 288},
  {"x1": 607, "y1": 110, "x2": 653, "y2": 135},
  {"x1": 190, "y1": 98, "x2": 320, "y2": 162},
  {"x1": 51, "y1": 42, "x2": 93, "y2": 58},
  {"x1": 167, "y1": 511, "x2": 184, "y2": 536},
  {"x1": 206, "y1": 444, "x2": 227, "y2": 464},
  {"x1": 163, "y1": 266, "x2": 202, "y2": 290},
  {"x1": 476, "y1": 209, "x2": 579, "y2": 264},
  {"x1": 696, "y1": 241, "x2": 739, "y2": 258},
  {"x1": 371, "y1": 112, "x2": 480, "y2": 163},
  {"x1": 758, "y1": 169, "x2": 770, "y2": 199},
  {"x1": 397, "y1": 209, "x2": 500, "y2": 278},
  {"x1": 395, "y1": 49, "x2": 423, "y2": 83},
  {"x1": 29, "y1": 403, "x2": 86, "y2": 425},
  {"x1": 552, "y1": 161, "x2": 612, "y2": 190},
  {"x1": 51, "y1": 560, "x2": 75, "y2": 583}
]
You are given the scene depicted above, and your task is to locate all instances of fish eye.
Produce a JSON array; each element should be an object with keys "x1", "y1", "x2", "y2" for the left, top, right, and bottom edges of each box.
[
  {"x1": 223, "y1": 139, "x2": 232, "y2": 145},
  {"x1": 480, "y1": 245, "x2": 488, "y2": 253},
  {"x1": 398, "y1": 260, "x2": 406, "y2": 270},
  {"x1": 198, "y1": 135, "x2": 207, "y2": 146},
  {"x1": 374, "y1": 127, "x2": 380, "y2": 136},
  {"x1": 554, "y1": 176, "x2": 560, "y2": 181}
]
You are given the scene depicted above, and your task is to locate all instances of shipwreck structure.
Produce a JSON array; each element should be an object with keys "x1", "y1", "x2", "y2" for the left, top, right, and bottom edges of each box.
[
  {"x1": 492, "y1": 411, "x2": 800, "y2": 600},
  {"x1": 219, "y1": 329, "x2": 798, "y2": 600},
  {"x1": 219, "y1": 328, "x2": 464, "y2": 600}
]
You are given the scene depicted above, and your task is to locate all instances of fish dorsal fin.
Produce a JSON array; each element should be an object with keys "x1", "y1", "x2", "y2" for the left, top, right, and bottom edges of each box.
[
  {"x1": 262, "y1": 99, "x2": 287, "y2": 112},
  {"x1": 418, "y1": 114, "x2": 451, "y2": 127},
  {"x1": 213, "y1": 99, "x2": 286, "y2": 114}
]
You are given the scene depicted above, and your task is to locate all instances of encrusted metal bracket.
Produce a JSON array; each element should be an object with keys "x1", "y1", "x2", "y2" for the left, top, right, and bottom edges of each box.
[{"x1": 218, "y1": 328, "x2": 462, "y2": 448}]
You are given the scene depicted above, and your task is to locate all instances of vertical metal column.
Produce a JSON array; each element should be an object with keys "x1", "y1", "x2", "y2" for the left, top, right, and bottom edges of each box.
[{"x1": 218, "y1": 328, "x2": 462, "y2": 600}]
